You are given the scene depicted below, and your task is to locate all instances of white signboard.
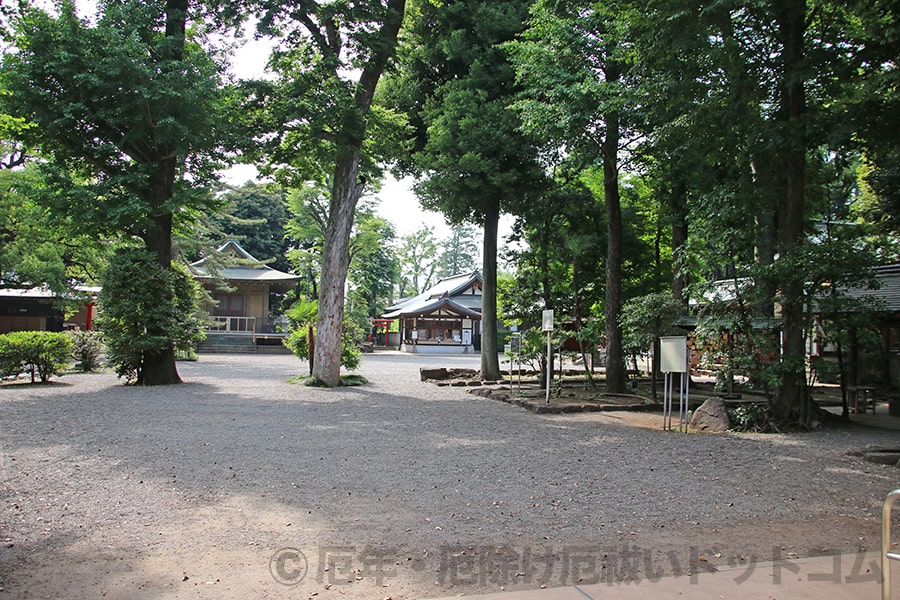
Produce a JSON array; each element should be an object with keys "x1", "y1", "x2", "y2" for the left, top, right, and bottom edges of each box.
[
  {"x1": 542, "y1": 309, "x2": 554, "y2": 332},
  {"x1": 660, "y1": 336, "x2": 688, "y2": 373}
]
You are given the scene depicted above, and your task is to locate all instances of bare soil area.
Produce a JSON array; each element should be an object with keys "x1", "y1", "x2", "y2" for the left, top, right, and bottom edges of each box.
[{"x1": 2, "y1": 352, "x2": 898, "y2": 600}]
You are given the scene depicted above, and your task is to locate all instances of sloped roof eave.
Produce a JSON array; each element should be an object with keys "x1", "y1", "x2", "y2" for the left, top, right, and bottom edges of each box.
[
  {"x1": 189, "y1": 239, "x2": 301, "y2": 285},
  {"x1": 382, "y1": 296, "x2": 481, "y2": 320},
  {"x1": 442, "y1": 271, "x2": 482, "y2": 298},
  {"x1": 384, "y1": 271, "x2": 482, "y2": 313}
]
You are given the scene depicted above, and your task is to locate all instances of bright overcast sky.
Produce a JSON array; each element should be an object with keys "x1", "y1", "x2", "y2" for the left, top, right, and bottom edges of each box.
[
  {"x1": 222, "y1": 26, "x2": 456, "y2": 239},
  {"x1": 64, "y1": 1, "x2": 510, "y2": 244}
]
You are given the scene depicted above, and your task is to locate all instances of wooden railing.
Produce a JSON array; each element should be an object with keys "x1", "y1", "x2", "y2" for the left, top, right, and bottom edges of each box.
[{"x1": 208, "y1": 316, "x2": 256, "y2": 342}]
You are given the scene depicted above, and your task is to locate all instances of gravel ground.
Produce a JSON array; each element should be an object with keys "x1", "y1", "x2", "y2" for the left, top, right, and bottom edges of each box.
[{"x1": 1, "y1": 352, "x2": 898, "y2": 599}]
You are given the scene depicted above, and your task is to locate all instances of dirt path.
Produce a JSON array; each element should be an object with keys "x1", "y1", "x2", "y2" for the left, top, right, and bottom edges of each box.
[{"x1": 2, "y1": 353, "x2": 897, "y2": 599}]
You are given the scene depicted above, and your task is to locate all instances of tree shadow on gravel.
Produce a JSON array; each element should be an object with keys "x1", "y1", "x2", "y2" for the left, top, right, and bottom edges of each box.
[
  {"x1": 0, "y1": 379, "x2": 75, "y2": 391},
  {"x1": 2, "y1": 370, "x2": 898, "y2": 599}
]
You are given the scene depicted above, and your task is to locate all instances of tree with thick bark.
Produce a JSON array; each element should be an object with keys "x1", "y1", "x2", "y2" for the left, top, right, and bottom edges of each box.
[
  {"x1": 624, "y1": 0, "x2": 895, "y2": 424},
  {"x1": 1, "y1": 0, "x2": 232, "y2": 384},
  {"x1": 245, "y1": 0, "x2": 406, "y2": 387},
  {"x1": 770, "y1": 0, "x2": 808, "y2": 421}
]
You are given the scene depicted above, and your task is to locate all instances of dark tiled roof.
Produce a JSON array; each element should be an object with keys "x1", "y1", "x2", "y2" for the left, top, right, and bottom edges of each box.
[
  {"x1": 846, "y1": 263, "x2": 900, "y2": 312},
  {"x1": 383, "y1": 271, "x2": 482, "y2": 315},
  {"x1": 382, "y1": 295, "x2": 482, "y2": 320},
  {"x1": 189, "y1": 241, "x2": 301, "y2": 284}
]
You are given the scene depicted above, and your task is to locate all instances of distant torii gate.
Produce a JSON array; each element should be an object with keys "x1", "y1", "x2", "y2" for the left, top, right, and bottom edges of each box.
[{"x1": 371, "y1": 318, "x2": 393, "y2": 346}]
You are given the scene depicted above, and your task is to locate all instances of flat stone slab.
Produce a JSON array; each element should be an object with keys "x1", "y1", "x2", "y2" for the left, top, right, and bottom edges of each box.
[
  {"x1": 862, "y1": 450, "x2": 900, "y2": 466},
  {"x1": 420, "y1": 367, "x2": 480, "y2": 382}
]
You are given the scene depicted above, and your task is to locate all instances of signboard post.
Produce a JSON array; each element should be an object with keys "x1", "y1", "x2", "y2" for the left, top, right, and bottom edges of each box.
[
  {"x1": 509, "y1": 332, "x2": 521, "y2": 393},
  {"x1": 660, "y1": 336, "x2": 690, "y2": 432},
  {"x1": 542, "y1": 310, "x2": 554, "y2": 404}
]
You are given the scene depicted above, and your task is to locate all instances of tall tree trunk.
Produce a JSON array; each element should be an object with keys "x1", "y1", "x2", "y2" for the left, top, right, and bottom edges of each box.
[
  {"x1": 307, "y1": 325, "x2": 315, "y2": 376},
  {"x1": 310, "y1": 0, "x2": 406, "y2": 387},
  {"x1": 130, "y1": 0, "x2": 188, "y2": 386},
  {"x1": 480, "y1": 201, "x2": 502, "y2": 381},
  {"x1": 572, "y1": 255, "x2": 594, "y2": 387},
  {"x1": 836, "y1": 340, "x2": 848, "y2": 419},
  {"x1": 772, "y1": 0, "x2": 808, "y2": 423},
  {"x1": 139, "y1": 135, "x2": 181, "y2": 384},
  {"x1": 313, "y1": 152, "x2": 363, "y2": 387},
  {"x1": 754, "y1": 205, "x2": 776, "y2": 317},
  {"x1": 538, "y1": 215, "x2": 554, "y2": 388},
  {"x1": 670, "y1": 178, "x2": 689, "y2": 306},
  {"x1": 603, "y1": 106, "x2": 626, "y2": 394},
  {"x1": 752, "y1": 154, "x2": 777, "y2": 320}
]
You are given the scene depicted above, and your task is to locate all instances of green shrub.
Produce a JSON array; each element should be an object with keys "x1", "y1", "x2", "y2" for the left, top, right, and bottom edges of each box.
[
  {"x1": 97, "y1": 248, "x2": 206, "y2": 383},
  {"x1": 727, "y1": 403, "x2": 769, "y2": 432},
  {"x1": 0, "y1": 338, "x2": 21, "y2": 379},
  {"x1": 340, "y1": 317, "x2": 364, "y2": 371},
  {"x1": 283, "y1": 299, "x2": 362, "y2": 375},
  {"x1": 68, "y1": 329, "x2": 103, "y2": 372},
  {"x1": 283, "y1": 299, "x2": 318, "y2": 374},
  {"x1": 283, "y1": 319, "x2": 363, "y2": 372},
  {"x1": 0, "y1": 331, "x2": 73, "y2": 383},
  {"x1": 291, "y1": 373, "x2": 368, "y2": 387}
]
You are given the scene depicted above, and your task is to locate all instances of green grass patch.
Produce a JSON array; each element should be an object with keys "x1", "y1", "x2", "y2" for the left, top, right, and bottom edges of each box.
[{"x1": 290, "y1": 374, "x2": 369, "y2": 387}]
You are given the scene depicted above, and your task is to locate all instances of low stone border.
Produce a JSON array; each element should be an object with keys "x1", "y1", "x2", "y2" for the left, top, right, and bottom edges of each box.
[
  {"x1": 855, "y1": 448, "x2": 900, "y2": 467},
  {"x1": 465, "y1": 385, "x2": 664, "y2": 415},
  {"x1": 432, "y1": 379, "x2": 501, "y2": 387}
]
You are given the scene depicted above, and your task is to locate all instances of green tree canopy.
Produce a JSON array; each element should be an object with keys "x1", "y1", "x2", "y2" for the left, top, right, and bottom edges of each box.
[
  {"x1": 347, "y1": 207, "x2": 398, "y2": 325},
  {"x1": 509, "y1": 0, "x2": 637, "y2": 393},
  {"x1": 437, "y1": 224, "x2": 479, "y2": 278},
  {"x1": 397, "y1": 225, "x2": 438, "y2": 297},
  {"x1": 623, "y1": 0, "x2": 898, "y2": 422},
  {"x1": 0, "y1": 163, "x2": 108, "y2": 301},
  {"x1": 0, "y1": 0, "x2": 238, "y2": 384},
  {"x1": 216, "y1": 181, "x2": 291, "y2": 272},
  {"x1": 237, "y1": 0, "x2": 406, "y2": 386},
  {"x1": 386, "y1": 0, "x2": 546, "y2": 380}
]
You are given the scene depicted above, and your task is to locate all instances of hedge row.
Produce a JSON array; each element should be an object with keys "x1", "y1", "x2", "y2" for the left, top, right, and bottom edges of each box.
[{"x1": 0, "y1": 331, "x2": 73, "y2": 383}]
